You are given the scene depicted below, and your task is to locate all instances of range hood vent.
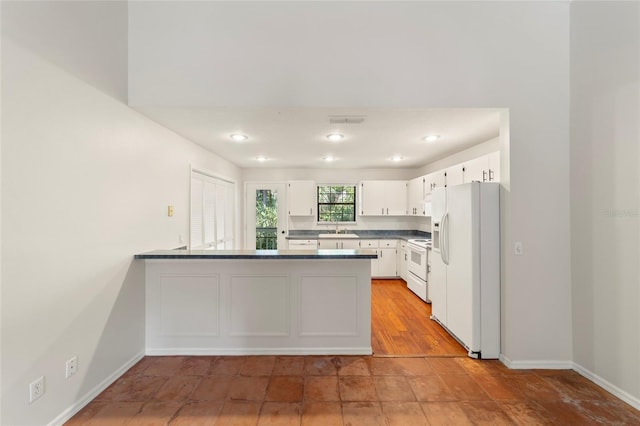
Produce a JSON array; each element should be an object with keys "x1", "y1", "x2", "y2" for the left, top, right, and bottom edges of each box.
[{"x1": 329, "y1": 115, "x2": 366, "y2": 124}]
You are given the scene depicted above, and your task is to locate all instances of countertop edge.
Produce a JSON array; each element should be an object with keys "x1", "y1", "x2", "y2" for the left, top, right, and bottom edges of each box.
[{"x1": 135, "y1": 249, "x2": 378, "y2": 260}]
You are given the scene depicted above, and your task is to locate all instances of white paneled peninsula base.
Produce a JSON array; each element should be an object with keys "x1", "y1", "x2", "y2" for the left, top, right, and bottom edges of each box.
[{"x1": 135, "y1": 250, "x2": 376, "y2": 356}]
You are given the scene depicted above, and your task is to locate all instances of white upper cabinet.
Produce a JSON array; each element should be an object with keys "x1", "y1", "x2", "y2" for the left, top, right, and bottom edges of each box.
[
  {"x1": 287, "y1": 181, "x2": 316, "y2": 216},
  {"x1": 424, "y1": 171, "x2": 447, "y2": 195},
  {"x1": 462, "y1": 156, "x2": 488, "y2": 183},
  {"x1": 360, "y1": 181, "x2": 407, "y2": 216},
  {"x1": 462, "y1": 151, "x2": 500, "y2": 183},
  {"x1": 487, "y1": 151, "x2": 500, "y2": 182},
  {"x1": 407, "y1": 176, "x2": 426, "y2": 216},
  {"x1": 445, "y1": 164, "x2": 464, "y2": 187}
]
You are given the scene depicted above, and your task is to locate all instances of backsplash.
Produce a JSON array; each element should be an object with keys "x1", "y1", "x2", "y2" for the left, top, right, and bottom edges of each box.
[
  {"x1": 288, "y1": 215, "x2": 430, "y2": 232},
  {"x1": 289, "y1": 229, "x2": 431, "y2": 238}
]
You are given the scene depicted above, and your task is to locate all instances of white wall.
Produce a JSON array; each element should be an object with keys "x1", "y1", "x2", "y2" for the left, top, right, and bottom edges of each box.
[
  {"x1": 1, "y1": 37, "x2": 241, "y2": 426},
  {"x1": 417, "y1": 137, "x2": 500, "y2": 176},
  {"x1": 129, "y1": 1, "x2": 573, "y2": 368},
  {"x1": 1, "y1": 1, "x2": 128, "y2": 102},
  {"x1": 570, "y1": 1, "x2": 640, "y2": 407}
]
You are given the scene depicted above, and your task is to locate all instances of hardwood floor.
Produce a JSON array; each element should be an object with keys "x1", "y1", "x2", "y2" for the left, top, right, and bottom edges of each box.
[
  {"x1": 65, "y1": 279, "x2": 640, "y2": 424},
  {"x1": 371, "y1": 279, "x2": 467, "y2": 357}
]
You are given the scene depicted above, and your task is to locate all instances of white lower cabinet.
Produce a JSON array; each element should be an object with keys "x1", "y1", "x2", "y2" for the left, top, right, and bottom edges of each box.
[
  {"x1": 319, "y1": 238, "x2": 399, "y2": 278},
  {"x1": 366, "y1": 239, "x2": 398, "y2": 278},
  {"x1": 375, "y1": 247, "x2": 397, "y2": 277},
  {"x1": 399, "y1": 241, "x2": 408, "y2": 281}
]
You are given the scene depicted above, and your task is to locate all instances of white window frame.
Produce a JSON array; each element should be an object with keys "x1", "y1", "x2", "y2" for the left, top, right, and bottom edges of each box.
[{"x1": 316, "y1": 183, "x2": 358, "y2": 225}]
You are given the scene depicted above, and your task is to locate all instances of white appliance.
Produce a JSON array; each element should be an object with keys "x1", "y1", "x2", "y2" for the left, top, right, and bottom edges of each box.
[
  {"x1": 407, "y1": 238, "x2": 431, "y2": 302},
  {"x1": 430, "y1": 182, "x2": 500, "y2": 359}
]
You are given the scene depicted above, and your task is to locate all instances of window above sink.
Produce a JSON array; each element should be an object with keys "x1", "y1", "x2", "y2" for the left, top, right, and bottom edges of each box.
[{"x1": 317, "y1": 185, "x2": 357, "y2": 223}]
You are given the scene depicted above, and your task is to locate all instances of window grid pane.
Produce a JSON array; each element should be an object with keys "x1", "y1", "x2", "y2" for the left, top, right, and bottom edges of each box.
[{"x1": 317, "y1": 185, "x2": 357, "y2": 222}]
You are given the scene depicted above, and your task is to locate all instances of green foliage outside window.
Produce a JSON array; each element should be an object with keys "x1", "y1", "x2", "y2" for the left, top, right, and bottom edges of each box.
[
  {"x1": 256, "y1": 190, "x2": 278, "y2": 249},
  {"x1": 317, "y1": 185, "x2": 356, "y2": 222}
]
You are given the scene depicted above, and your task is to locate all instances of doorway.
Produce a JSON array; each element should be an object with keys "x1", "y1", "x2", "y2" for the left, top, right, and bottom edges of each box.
[{"x1": 245, "y1": 183, "x2": 287, "y2": 250}]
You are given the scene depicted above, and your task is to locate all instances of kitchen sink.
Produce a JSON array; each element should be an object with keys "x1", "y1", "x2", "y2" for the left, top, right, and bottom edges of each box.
[{"x1": 318, "y1": 233, "x2": 359, "y2": 238}]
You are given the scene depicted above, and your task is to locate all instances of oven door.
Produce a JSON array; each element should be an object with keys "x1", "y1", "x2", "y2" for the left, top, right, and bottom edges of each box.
[
  {"x1": 407, "y1": 270, "x2": 428, "y2": 302},
  {"x1": 407, "y1": 243, "x2": 427, "y2": 281}
]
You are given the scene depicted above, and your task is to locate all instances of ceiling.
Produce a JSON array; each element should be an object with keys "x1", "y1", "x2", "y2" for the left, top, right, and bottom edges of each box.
[{"x1": 135, "y1": 107, "x2": 501, "y2": 169}]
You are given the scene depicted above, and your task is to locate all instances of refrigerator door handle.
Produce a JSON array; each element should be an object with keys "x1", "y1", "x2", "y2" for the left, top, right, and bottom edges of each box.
[
  {"x1": 442, "y1": 212, "x2": 450, "y2": 265},
  {"x1": 439, "y1": 212, "x2": 446, "y2": 263}
]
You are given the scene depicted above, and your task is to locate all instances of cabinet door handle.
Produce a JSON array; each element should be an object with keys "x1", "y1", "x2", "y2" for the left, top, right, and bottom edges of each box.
[
  {"x1": 482, "y1": 170, "x2": 488, "y2": 182},
  {"x1": 489, "y1": 169, "x2": 495, "y2": 181},
  {"x1": 381, "y1": 208, "x2": 384, "y2": 215},
  {"x1": 386, "y1": 208, "x2": 389, "y2": 215}
]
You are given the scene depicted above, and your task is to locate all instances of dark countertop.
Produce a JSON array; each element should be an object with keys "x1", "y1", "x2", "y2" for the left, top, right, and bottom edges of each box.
[
  {"x1": 286, "y1": 230, "x2": 430, "y2": 241},
  {"x1": 135, "y1": 249, "x2": 378, "y2": 260}
]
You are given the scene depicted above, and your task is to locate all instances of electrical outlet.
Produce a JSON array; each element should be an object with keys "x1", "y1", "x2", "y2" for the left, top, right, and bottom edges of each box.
[
  {"x1": 29, "y1": 376, "x2": 45, "y2": 403},
  {"x1": 65, "y1": 356, "x2": 78, "y2": 379},
  {"x1": 514, "y1": 242, "x2": 524, "y2": 256}
]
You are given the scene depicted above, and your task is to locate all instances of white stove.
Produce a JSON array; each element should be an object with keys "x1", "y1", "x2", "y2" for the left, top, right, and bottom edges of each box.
[
  {"x1": 408, "y1": 238, "x2": 432, "y2": 249},
  {"x1": 406, "y1": 238, "x2": 432, "y2": 302}
]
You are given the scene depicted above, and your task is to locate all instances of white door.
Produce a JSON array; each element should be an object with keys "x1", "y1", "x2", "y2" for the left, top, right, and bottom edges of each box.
[
  {"x1": 443, "y1": 183, "x2": 479, "y2": 350},
  {"x1": 430, "y1": 246, "x2": 447, "y2": 324},
  {"x1": 191, "y1": 171, "x2": 235, "y2": 250},
  {"x1": 245, "y1": 183, "x2": 287, "y2": 250}
]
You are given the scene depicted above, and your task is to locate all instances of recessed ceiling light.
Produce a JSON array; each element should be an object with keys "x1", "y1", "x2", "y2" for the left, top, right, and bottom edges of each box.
[
  {"x1": 255, "y1": 156, "x2": 268, "y2": 162},
  {"x1": 326, "y1": 133, "x2": 344, "y2": 142},
  {"x1": 423, "y1": 135, "x2": 440, "y2": 143},
  {"x1": 230, "y1": 133, "x2": 248, "y2": 142},
  {"x1": 391, "y1": 155, "x2": 404, "y2": 162},
  {"x1": 323, "y1": 155, "x2": 336, "y2": 162}
]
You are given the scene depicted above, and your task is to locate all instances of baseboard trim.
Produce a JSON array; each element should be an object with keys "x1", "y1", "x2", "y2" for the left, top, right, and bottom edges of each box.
[
  {"x1": 499, "y1": 355, "x2": 640, "y2": 411},
  {"x1": 145, "y1": 347, "x2": 373, "y2": 356},
  {"x1": 49, "y1": 350, "x2": 145, "y2": 426},
  {"x1": 572, "y1": 362, "x2": 640, "y2": 411},
  {"x1": 499, "y1": 353, "x2": 573, "y2": 370}
]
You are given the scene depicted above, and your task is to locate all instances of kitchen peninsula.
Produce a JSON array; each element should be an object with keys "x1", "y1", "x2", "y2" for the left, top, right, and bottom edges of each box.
[{"x1": 135, "y1": 249, "x2": 376, "y2": 355}]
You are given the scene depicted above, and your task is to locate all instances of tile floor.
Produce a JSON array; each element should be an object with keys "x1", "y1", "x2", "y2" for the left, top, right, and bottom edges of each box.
[{"x1": 66, "y1": 355, "x2": 640, "y2": 425}]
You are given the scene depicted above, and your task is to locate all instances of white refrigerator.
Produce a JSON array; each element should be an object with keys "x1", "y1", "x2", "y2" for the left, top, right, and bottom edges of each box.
[{"x1": 430, "y1": 182, "x2": 500, "y2": 359}]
